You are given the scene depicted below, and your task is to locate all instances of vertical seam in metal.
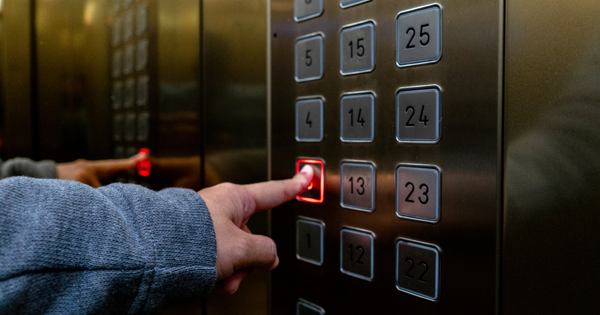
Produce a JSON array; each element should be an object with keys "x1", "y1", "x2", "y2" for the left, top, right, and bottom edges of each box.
[
  {"x1": 496, "y1": 0, "x2": 506, "y2": 314},
  {"x1": 29, "y1": 0, "x2": 39, "y2": 160},
  {"x1": 266, "y1": 1, "x2": 273, "y2": 314}
]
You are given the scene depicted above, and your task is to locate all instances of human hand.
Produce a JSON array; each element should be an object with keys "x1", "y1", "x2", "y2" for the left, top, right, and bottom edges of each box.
[
  {"x1": 56, "y1": 152, "x2": 147, "y2": 188},
  {"x1": 198, "y1": 165, "x2": 315, "y2": 294}
]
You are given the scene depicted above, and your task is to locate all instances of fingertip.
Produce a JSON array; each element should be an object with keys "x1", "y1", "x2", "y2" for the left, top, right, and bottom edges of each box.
[{"x1": 296, "y1": 165, "x2": 315, "y2": 189}]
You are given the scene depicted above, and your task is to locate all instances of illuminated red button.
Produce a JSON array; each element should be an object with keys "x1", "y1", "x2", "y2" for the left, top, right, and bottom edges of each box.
[
  {"x1": 296, "y1": 158, "x2": 324, "y2": 204},
  {"x1": 137, "y1": 148, "x2": 151, "y2": 177}
]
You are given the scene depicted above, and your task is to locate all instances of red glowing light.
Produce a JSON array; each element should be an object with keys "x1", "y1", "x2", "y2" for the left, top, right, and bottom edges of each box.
[
  {"x1": 137, "y1": 148, "x2": 151, "y2": 177},
  {"x1": 296, "y1": 159, "x2": 324, "y2": 204}
]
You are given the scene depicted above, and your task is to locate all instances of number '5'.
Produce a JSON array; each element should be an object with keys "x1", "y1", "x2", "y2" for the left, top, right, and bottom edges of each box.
[{"x1": 305, "y1": 49, "x2": 312, "y2": 66}]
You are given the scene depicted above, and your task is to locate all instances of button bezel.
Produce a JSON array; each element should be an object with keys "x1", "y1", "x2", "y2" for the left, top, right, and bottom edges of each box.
[
  {"x1": 296, "y1": 217, "x2": 325, "y2": 266},
  {"x1": 395, "y1": 238, "x2": 441, "y2": 301}
]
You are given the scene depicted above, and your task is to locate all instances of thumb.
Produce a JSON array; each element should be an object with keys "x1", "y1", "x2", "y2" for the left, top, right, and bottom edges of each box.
[{"x1": 237, "y1": 233, "x2": 279, "y2": 272}]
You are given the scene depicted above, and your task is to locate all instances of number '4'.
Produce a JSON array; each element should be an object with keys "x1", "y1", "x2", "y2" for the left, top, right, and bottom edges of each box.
[
  {"x1": 349, "y1": 108, "x2": 366, "y2": 127},
  {"x1": 405, "y1": 105, "x2": 429, "y2": 127}
]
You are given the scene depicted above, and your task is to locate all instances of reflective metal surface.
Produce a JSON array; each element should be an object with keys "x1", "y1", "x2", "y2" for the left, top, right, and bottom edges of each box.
[
  {"x1": 502, "y1": 0, "x2": 600, "y2": 313},
  {"x1": 202, "y1": 0, "x2": 269, "y2": 314},
  {"x1": 271, "y1": 0, "x2": 503, "y2": 313},
  {"x1": 0, "y1": 0, "x2": 35, "y2": 158}
]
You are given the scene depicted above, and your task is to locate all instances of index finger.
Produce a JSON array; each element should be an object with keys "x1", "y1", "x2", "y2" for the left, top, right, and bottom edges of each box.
[
  {"x1": 90, "y1": 154, "x2": 146, "y2": 178},
  {"x1": 242, "y1": 164, "x2": 314, "y2": 212}
]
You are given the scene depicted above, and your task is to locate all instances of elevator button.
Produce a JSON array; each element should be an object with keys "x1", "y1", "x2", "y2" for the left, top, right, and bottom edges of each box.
[
  {"x1": 124, "y1": 44, "x2": 135, "y2": 75},
  {"x1": 114, "y1": 145, "x2": 125, "y2": 159},
  {"x1": 396, "y1": 240, "x2": 440, "y2": 301},
  {"x1": 396, "y1": 4, "x2": 442, "y2": 67},
  {"x1": 112, "y1": 17, "x2": 122, "y2": 47},
  {"x1": 112, "y1": 81, "x2": 123, "y2": 110},
  {"x1": 126, "y1": 146, "x2": 137, "y2": 158},
  {"x1": 123, "y1": 0, "x2": 133, "y2": 9},
  {"x1": 294, "y1": 0, "x2": 323, "y2": 22},
  {"x1": 124, "y1": 79, "x2": 135, "y2": 108},
  {"x1": 296, "y1": 98, "x2": 323, "y2": 142},
  {"x1": 396, "y1": 165, "x2": 440, "y2": 223},
  {"x1": 295, "y1": 35, "x2": 323, "y2": 82},
  {"x1": 341, "y1": 229, "x2": 374, "y2": 281},
  {"x1": 112, "y1": 0, "x2": 121, "y2": 15},
  {"x1": 136, "y1": 39, "x2": 149, "y2": 71},
  {"x1": 340, "y1": 21, "x2": 375, "y2": 75},
  {"x1": 296, "y1": 159, "x2": 324, "y2": 204},
  {"x1": 396, "y1": 86, "x2": 441, "y2": 143},
  {"x1": 137, "y1": 112, "x2": 149, "y2": 142},
  {"x1": 296, "y1": 219, "x2": 324, "y2": 265},
  {"x1": 136, "y1": 4, "x2": 148, "y2": 36},
  {"x1": 124, "y1": 113, "x2": 136, "y2": 142},
  {"x1": 341, "y1": 162, "x2": 375, "y2": 212},
  {"x1": 137, "y1": 75, "x2": 149, "y2": 106},
  {"x1": 113, "y1": 114, "x2": 124, "y2": 141},
  {"x1": 123, "y1": 10, "x2": 134, "y2": 42},
  {"x1": 341, "y1": 92, "x2": 374, "y2": 142},
  {"x1": 340, "y1": 0, "x2": 370, "y2": 9},
  {"x1": 112, "y1": 50, "x2": 123, "y2": 78},
  {"x1": 297, "y1": 300, "x2": 325, "y2": 315}
]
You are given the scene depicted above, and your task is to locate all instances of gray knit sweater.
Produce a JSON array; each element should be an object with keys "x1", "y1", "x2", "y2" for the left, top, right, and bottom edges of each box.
[
  {"x1": 0, "y1": 158, "x2": 57, "y2": 180},
  {"x1": 0, "y1": 176, "x2": 217, "y2": 314}
]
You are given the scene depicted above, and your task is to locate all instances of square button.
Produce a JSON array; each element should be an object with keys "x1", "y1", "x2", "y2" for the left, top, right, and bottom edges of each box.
[
  {"x1": 340, "y1": 21, "x2": 375, "y2": 75},
  {"x1": 112, "y1": 81, "x2": 123, "y2": 110},
  {"x1": 396, "y1": 4, "x2": 442, "y2": 67},
  {"x1": 340, "y1": 0, "x2": 371, "y2": 9},
  {"x1": 396, "y1": 240, "x2": 440, "y2": 301},
  {"x1": 296, "y1": 159, "x2": 324, "y2": 203},
  {"x1": 341, "y1": 229, "x2": 374, "y2": 281},
  {"x1": 340, "y1": 162, "x2": 375, "y2": 212},
  {"x1": 296, "y1": 219, "x2": 324, "y2": 265},
  {"x1": 396, "y1": 86, "x2": 441, "y2": 143},
  {"x1": 294, "y1": 0, "x2": 323, "y2": 22},
  {"x1": 396, "y1": 165, "x2": 440, "y2": 223},
  {"x1": 137, "y1": 112, "x2": 149, "y2": 142},
  {"x1": 297, "y1": 300, "x2": 325, "y2": 315},
  {"x1": 124, "y1": 113, "x2": 136, "y2": 142},
  {"x1": 296, "y1": 98, "x2": 323, "y2": 142},
  {"x1": 295, "y1": 35, "x2": 324, "y2": 82},
  {"x1": 341, "y1": 92, "x2": 375, "y2": 142}
]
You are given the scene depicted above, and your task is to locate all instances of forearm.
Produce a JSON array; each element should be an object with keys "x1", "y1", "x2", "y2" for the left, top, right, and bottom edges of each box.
[
  {"x1": 0, "y1": 158, "x2": 57, "y2": 179},
  {"x1": 0, "y1": 177, "x2": 216, "y2": 314}
]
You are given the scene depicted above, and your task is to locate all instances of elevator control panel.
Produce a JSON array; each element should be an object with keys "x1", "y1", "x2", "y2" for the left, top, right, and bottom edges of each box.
[{"x1": 272, "y1": 0, "x2": 501, "y2": 313}]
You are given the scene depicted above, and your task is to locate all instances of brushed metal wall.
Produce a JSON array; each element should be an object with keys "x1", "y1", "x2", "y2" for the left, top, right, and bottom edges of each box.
[
  {"x1": 270, "y1": 0, "x2": 503, "y2": 313},
  {"x1": 0, "y1": 0, "x2": 35, "y2": 158},
  {"x1": 502, "y1": 0, "x2": 600, "y2": 313}
]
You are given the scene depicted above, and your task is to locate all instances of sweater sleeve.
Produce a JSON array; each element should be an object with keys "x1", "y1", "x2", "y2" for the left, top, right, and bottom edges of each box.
[
  {"x1": 0, "y1": 177, "x2": 217, "y2": 315},
  {"x1": 0, "y1": 158, "x2": 57, "y2": 179}
]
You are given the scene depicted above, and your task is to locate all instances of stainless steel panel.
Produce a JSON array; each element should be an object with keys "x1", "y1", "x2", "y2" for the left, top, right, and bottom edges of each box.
[
  {"x1": 340, "y1": 92, "x2": 375, "y2": 142},
  {"x1": 202, "y1": 0, "x2": 269, "y2": 314},
  {"x1": 271, "y1": 0, "x2": 503, "y2": 314},
  {"x1": 1, "y1": 0, "x2": 34, "y2": 158},
  {"x1": 503, "y1": 0, "x2": 600, "y2": 313}
]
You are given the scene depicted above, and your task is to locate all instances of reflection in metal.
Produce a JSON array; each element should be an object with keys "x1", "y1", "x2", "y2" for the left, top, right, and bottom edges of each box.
[{"x1": 503, "y1": 0, "x2": 600, "y2": 313}]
